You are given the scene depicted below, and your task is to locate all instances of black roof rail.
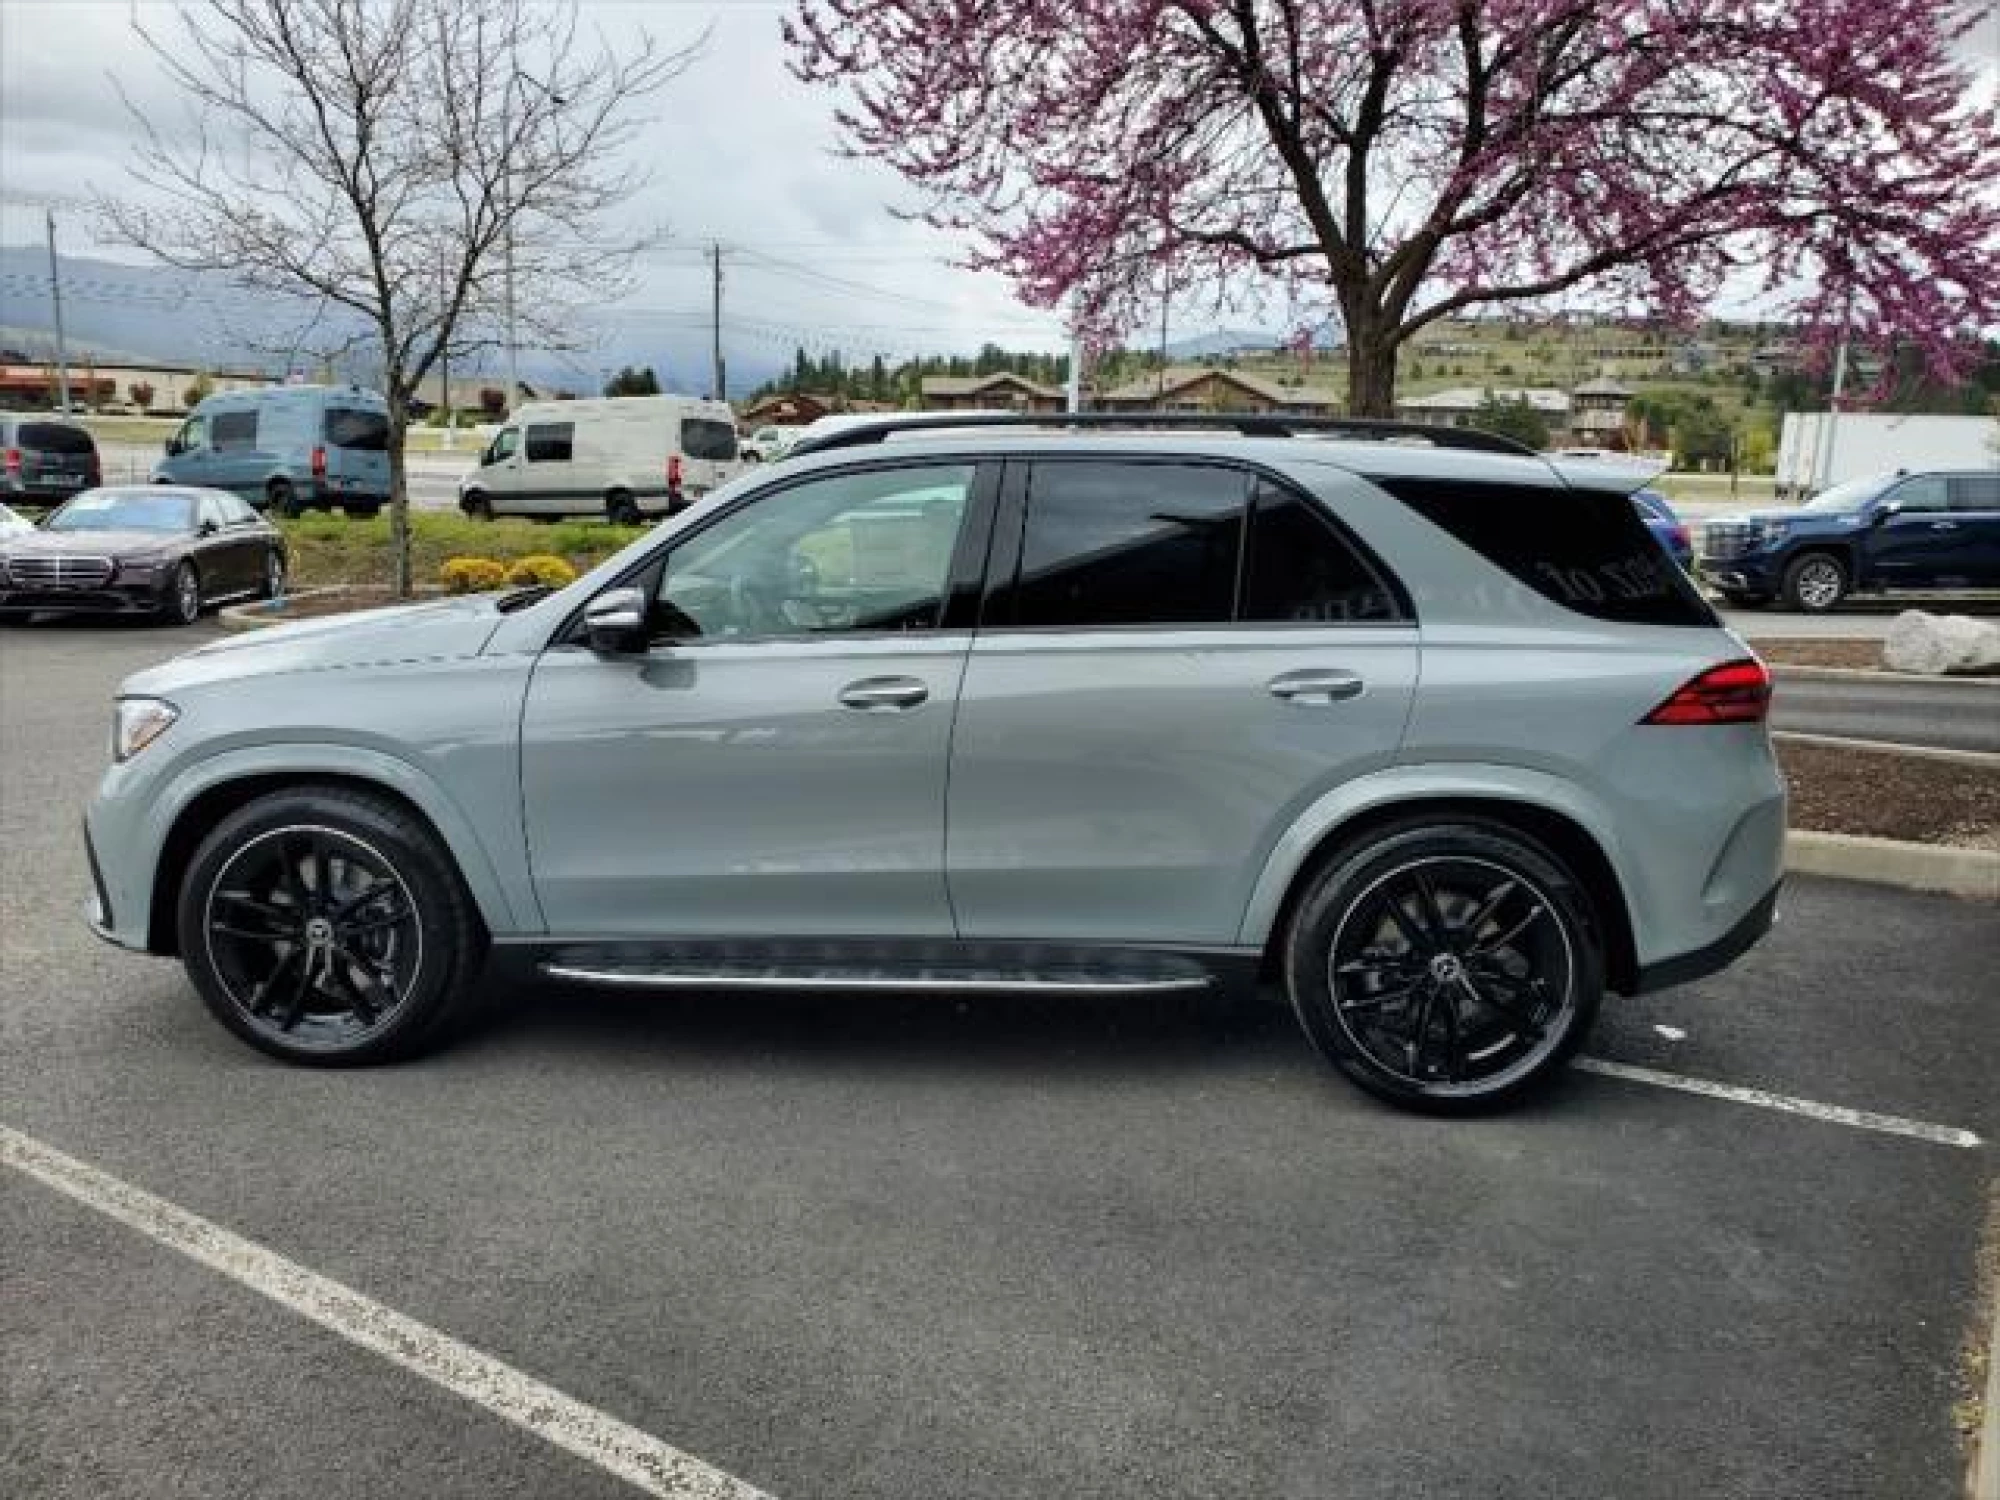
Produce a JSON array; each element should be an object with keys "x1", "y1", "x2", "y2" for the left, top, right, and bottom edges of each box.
[{"x1": 786, "y1": 411, "x2": 1537, "y2": 459}]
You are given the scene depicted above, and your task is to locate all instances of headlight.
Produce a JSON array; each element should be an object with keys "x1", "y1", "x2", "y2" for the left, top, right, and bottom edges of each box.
[
  {"x1": 112, "y1": 697, "x2": 179, "y2": 762},
  {"x1": 117, "y1": 557, "x2": 164, "y2": 582},
  {"x1": 1754, "y1": 520, "x2": 1789, "y2": 545}
]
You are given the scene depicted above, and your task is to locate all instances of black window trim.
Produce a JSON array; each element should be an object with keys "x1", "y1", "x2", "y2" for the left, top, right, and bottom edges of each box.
[
  {"x1": 977, "y1": 454, "x2": 1414, "y2": 634},
  {"x1": 554, "y1": 455, "x2": 1003, "y2": 649}
]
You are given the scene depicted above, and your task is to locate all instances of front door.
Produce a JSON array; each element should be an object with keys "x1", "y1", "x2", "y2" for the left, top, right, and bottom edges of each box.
[
  {"x1": 520, "y1": 459, "x2": 993, "y2": 938},
  {"x1": 1867, "y1": 475, "x2": 1968, "y2": 585},
  {"x1": 1946, "y1": 473, "x2": 2000, "y2": 586},
  {"x1": 946, "y1": 460, "x2": 1419, "y2": 945}
]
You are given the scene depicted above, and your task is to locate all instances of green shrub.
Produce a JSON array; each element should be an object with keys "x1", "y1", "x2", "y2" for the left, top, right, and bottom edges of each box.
[
  {"x1": 441, "y1": 556, "x2": 509, "y2": 593},
  {"x1": 505, "y1": 554, "x2": 578, "y2": 588}
]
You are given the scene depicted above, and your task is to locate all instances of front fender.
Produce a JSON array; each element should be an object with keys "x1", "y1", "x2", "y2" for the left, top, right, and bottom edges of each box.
[
  {"x1": 137, "y1": 742, "x2": 533, "y2": 940},
  {"x1": 1234, "y1": 761, "x2": 1631, "y2": 948}
]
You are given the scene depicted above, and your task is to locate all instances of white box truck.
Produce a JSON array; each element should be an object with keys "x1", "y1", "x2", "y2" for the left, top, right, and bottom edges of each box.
[{"x1": 1775, "y1": 411, "x2": 1999, "y2": 500}]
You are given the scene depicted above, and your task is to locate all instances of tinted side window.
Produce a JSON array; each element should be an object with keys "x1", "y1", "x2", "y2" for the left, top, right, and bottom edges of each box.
[
  {"x1": 1380, "y1": 476, "x2": 1716, "y2": 627},
  {"x1": 18, "y1": 422, "x2": 95, "y2": 455},
  {"x1": 198, "y1": 495, "x2": 227, "y2": 529},
  {"x1": 1005, "y1": 462, "x2": 1246, "y2": 628},
  {"x1": 682, "y1": 419, "x2": 737, "y2": 461},
  {"x1": 1243, "y1": 479, "x2": 1405, "y2": 623},
  {"x1": 1888, "y1": 476, "x2": 1949, "y2": 513},
  {"x1": 211, "y1": 410, "x2": 258, "y2": 451},
  {"x1": 324, "y1": 406, "x2": 389, "y2": 450},
  {"x1": 525, "y1": 423, "x2": 574, "y2": 463},
  {"x1": 1948, "y1": 475, "x2": 2000, "y2": 512},
  {"x1": 220, "y1": 494, "x2": 259, "y2": 525}
]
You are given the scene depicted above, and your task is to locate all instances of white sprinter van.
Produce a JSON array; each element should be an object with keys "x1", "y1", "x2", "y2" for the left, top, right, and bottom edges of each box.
[{"x1": 457, "y1": 396, "x2": 741, "y2": 523}]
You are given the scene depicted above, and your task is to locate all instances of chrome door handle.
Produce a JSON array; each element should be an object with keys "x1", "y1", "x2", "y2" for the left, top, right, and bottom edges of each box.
[
  {"x1": 1928, "y1": 520, "x2": 1958, "y2": 530},
  {"x1": 1268, "y1": 669, "x2": 1365, "y2": 705},
  {"x1": 839, "y1": 676, "x2": 929, "y2": 711}
]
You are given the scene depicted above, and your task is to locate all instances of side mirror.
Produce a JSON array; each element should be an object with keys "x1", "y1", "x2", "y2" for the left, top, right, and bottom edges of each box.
[
  {"x1": 197, "y1": 519, "x2": 219, "y2": 537},
  {"x1": 164, "y1": 437, "x2": 183, "y2": 456},
  {"x1": 583, "y1": 586, "x2": 648, "y2": 654},
  {"x1": 1870, "y1": 502, "x2": 1900, "y2": 527}
]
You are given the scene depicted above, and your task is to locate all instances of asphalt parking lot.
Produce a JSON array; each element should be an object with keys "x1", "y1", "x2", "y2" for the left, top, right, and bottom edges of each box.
[{"x1": 3, "y1": 619, "x2": 1995, "y2": 1500}]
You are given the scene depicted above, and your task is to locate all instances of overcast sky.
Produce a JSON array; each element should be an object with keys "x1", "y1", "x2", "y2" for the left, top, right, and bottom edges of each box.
[
  {"x1": 3, "y1": 0, "x2": 1997, "y2": 376},
  {"x1": 0, "y1": 0, "x2": 1074, "y2": 371}
]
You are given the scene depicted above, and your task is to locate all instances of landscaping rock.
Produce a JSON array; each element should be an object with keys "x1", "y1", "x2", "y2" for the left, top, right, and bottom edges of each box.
[{"x1": 1881, "y1": 610, "x2": 2000, "y2": 676}]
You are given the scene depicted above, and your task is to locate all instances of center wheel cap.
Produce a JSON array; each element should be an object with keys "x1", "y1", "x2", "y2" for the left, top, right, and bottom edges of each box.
[
  {"x1": 304, "y1": 916, "x2": 334, "y2": 947},
  {"x1": 1427, "y1": 953, "x2": 1466, "y2": 985}
]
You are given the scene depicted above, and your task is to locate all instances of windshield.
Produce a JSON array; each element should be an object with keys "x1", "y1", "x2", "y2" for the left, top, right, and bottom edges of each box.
[
  {"x1": 44, "y1": 490, "x2": 194, "y2": 533},
  {"x1": 1800, "y1": 473, "x2": 1894, "y2": 513}
]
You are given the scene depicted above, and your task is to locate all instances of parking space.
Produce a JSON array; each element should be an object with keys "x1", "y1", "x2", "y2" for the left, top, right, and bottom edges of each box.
[{"x1": 3, "y1": 622, "x2": 1994, "y2": 1499}]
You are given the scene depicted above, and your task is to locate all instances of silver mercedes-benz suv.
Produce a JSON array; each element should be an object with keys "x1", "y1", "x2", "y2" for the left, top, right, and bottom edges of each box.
[{"x1": 84, "y1": 416, "x2": 1785, "y2": 1110}]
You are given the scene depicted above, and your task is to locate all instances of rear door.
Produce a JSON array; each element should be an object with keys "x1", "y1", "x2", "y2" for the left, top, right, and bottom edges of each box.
[
  {"x1": 678, "y1": 412, "x2": 738, "y2": 500},
  {"x1": 321, "y1": 402, "x2": 391, "y2": 508},
  {"x1": 192, "y1": 492, "x2": 249, "y2": 593},
  {"x1": 945, "y1": 459, "x2": 1418, "y2": 945},
  {"x1": 1946, "y1": 473, "x2": 2000, "y2": 585},
  {"x1": 1866, "y1": 475, "x2": 1967, "y2": 586},
  {"x1": 16, "y1": 421, "x2": 97, "y2": 498}
]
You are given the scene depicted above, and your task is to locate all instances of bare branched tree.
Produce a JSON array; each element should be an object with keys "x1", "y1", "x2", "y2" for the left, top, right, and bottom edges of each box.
[{"x1": 102, "y1": 0, "x2": 702, "y2": 593}]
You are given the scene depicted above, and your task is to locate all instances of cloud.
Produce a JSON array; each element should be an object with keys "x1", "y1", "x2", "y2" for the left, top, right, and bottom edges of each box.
[{"x1": 0, "y1": 0, "x2": 1069, "y2": 366}]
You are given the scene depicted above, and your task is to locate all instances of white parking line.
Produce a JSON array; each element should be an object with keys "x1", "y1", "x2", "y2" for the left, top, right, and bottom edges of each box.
[
  {"x1": 0, "y1": 1125, "x2": 771, "y2": 1500},
  {"x1": 1574, "y1": 1058, "x2": 1984, "y2": 1149}
]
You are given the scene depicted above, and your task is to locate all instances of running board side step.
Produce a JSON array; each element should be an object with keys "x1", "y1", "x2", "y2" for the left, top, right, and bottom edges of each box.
[{"x1": 540, "y1": 962, "x2": 1214, "y2": 995}]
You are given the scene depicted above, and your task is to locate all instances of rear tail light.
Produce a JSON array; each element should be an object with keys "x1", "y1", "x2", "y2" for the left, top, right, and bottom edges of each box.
[
  {"x1": 1642, "y1": 659, "x2": 1772, "y2": 725},
  {"x1": 666, "y1": 453, "x2": 683, "y2": 490},
  {"x1": 311, "y1": 444, "x2": 327, "y2": 479},
  {"x1": 3, "y1": 448, "x2": 19, "y2": 476}
]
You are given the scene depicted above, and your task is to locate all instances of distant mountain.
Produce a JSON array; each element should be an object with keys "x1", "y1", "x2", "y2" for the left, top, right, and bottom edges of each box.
[
  {"x1": 1166, "y1": 326, "x2": 1343, "y2": 359},
  {"x1": 0, "y1": 245, "x2": 788, "y2": 396}
]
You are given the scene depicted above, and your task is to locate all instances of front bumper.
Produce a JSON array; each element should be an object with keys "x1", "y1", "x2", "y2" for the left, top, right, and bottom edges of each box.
[
  {"x1": 1696, "y1": 554, "x2": 1782, "y2": 593},
  {"x1": 0, "y1": 579, "x2": 174, "y2": 615}
]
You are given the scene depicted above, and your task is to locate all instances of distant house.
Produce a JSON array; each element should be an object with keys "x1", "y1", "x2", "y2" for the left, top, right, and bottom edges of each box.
[
  {"x1": 1095, "y1": 367, "x2": 1342, "y2": 416},
  {"x1": 1568, "y1": 374, "x2": 1633, "y2": 446},
  {"x1": 0, "y1": 359, "x2": 271, "y2": 414},
  {"x1": 919, "y1": 373, "x2": 1066, "y2": 412},
  {"x1": 736, "y1": 392, "x2": 837, "y2": 428},
  {"x1": 1396, "y1": 386, "x2": 1573, "y2": 439}
]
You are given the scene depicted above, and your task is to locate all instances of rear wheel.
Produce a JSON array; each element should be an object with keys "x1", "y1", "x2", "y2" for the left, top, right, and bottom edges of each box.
[
  {"x1": 176, "y1": 787, "x2": 485, "y2": 1065},
  {"x1": 1283, "y1": 820, "x2": 1603, "y2": 1113},
  {"x1": 259, "y1": 548, "x2": 287, "y2": 600},
  {"x1": 1781, "y1": 552, "x2": 1848, "y2": 613},
  {"x1": 267, "y1": 478, "x2": 304, "y2": 518}
]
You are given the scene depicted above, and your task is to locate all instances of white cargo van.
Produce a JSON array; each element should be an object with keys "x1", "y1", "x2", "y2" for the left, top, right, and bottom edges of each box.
[{"x1": 458, "y1": 396, "x2": 740, "y2": 522}]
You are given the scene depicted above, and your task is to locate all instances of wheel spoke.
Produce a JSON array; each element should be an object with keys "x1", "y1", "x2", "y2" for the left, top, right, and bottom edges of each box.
[
  {"x1": 1469, "y1": 903, "x2": 1545, "y2": 959},
  {"x1": 1375, "y1": 893, "x2": 1431, "y2": 956},
  {"x1": 339, "y1": 894, "x2": 413, "y2": 937},
  {"x1": 1403, "y1": 985, "x2": 1438, "y2": 1073},
  {"x1": 1458, "y1": 878, "x2": 1518, "y2": 946},
  {"x1": 312, "y1": 839, "x2": 333, "y2": 908},
  {"x1": 214, "y1": 890, "x2": 292, "y2": 926},
  {"x1": 1408, "y1": 870, "x2": 1449, "y2": 948},
  {"x1": 1465, "y1": 966, "x2": 1549, "y2": 1038},
  {"x1": 1435, "y1": 983, "x2": 1463, "y2": 1082},
  {"x1": 329, "y1": 878, "x2": 395, "y2": 922},
  {"x1": 1338, "y1": 979, "x2": 1419, "y2": 1014},
  {"x1": 330, "y1": 945, "x2": 393, "y2": 1022},
  {"x1": 247, "y1": 948, "x2": 300, "y2": 1016},
  {"x1": 274, "y1": 948, "x2": 317, "y2": 1031}
]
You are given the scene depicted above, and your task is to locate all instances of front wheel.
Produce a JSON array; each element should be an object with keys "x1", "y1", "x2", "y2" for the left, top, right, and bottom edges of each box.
[
  {"x1": 259, "y1": 548, "x2": 287, "y2": 600},
  {"x1": 461, "y1": 491, "x2": 493, "y2": 521},
  {"x1": 1283, "y1": 821, "x2": 1604, "y2": 1113},
  {"x1": 267, "y1": 478, "x2": 304, "y2": 519},
  {"x1": 1781, "y1": 552, "x2": 1849, "y2": 613},
  {"x1": 176, "y1": 787, "x2": 486, "y2": 1065},
  {"x1": 159, "y1": 561, "x2": 202, "y2": 626},
  {"x1": 605, "y1": 488, "x2": 640, "y2": 526}
]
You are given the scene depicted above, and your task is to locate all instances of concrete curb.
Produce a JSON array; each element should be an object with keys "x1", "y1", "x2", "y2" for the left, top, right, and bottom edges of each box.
[
  {"x1": 1772, "y1": 732, "x2": 2000, "y2": 771},
  {"x1": 1975, "y1": 1284, "x2": 1998, "y2": 1500},
  {"x1": 1786, "y1": 831, "x2": 2000, "y2": 901},
  {"x1": 1773, "y1": 664, "x2": 2000, "y2": 687}
]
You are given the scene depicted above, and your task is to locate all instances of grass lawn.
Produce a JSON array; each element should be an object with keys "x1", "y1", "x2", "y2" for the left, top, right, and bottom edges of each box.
[{"x1": 280, "y1": 512, "x2": 647, "y2": 590}]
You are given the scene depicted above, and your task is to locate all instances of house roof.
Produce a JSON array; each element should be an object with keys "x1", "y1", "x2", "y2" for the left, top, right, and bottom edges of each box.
[
  {"x1": 920, "y1": 373, "x2": 1064, "y2": 399},
  {"x1": 1396, "y1": 386, "x2": 1572, "y2": 415},
  {"x1": 1098, "y1": 366, "x2": 1342, "y2": 407}
]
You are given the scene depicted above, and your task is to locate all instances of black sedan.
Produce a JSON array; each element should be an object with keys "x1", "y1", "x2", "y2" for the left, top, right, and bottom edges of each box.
[{"x1": 0, "y1": 486, "x2": 288, "y2": 625}]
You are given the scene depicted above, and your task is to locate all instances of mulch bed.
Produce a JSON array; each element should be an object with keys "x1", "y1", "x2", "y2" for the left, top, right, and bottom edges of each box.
[
  {"x1": 1777, "y1": 739, "x2": 2000, "y2": 850},
  {"x1": 1755, "y1": 638, "x2": 1884, "y2": 670}
]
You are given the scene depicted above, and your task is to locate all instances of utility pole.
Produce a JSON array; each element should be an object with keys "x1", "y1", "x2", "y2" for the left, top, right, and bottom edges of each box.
[
  {"x1": 1157, "y1": 285, "x2": 1169, "y2": 402},
  {"x1": 45, "y1": 208, "x2": 73, "y2": 414},
  {"x1": 1067, "y1": 325, "x2": 1083, "y2": 414},
  {"x1": 709, "y1": 241, "x2": 725, "y2": 401},
  {"x1": 1811, "y1": 295, "x2": 1853, "y2": 495},
  {"x1": 437, "y1": 241, "x2": 453, "y2": 449}
]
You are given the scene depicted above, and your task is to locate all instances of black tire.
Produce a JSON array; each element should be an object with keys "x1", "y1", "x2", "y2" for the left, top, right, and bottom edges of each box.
[
  {"x1": 267, "y1": 478, "x2": 304, "y2": 518},
  {"x1": 1718, "y1": 590, "x2": 1772, "y2": 609},
  {"x1": 605, "y1": 488, "x2": 641, "y2": 526},
  {"x1": 259, "y1": 547, "x2": 287, "y2": 600},
  {"x1": 175, "y1": 786, "x2": 486, "y2": 1065},
  {"x1": 1781, "y1": 551, "x2": 1848, "y2": 613},
  {"x1": 159, "y1": 560, "x2": 202, "y2": 625},
  {"x1": 1283, "y1": 819, "x2": 1604, "y2": 1113},
  {"x1": 341, "y1": 503, "x2": 381, "y2": 520},
  {"x1": 461, "y1": 491, "x2": 493, "y2": 521}
]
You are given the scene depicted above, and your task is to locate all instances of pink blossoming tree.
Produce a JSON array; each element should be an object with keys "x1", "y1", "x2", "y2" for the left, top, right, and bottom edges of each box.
[{"x1": 787, "y1": 0, "x2": 2000, "y2": 415}]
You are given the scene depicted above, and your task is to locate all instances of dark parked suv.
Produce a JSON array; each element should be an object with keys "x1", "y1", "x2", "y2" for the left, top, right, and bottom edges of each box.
[
  {"x1": 1701, "y1": 469, "x2": 2000, "y2": 612},
  {"x1": 0, "y1": 413, "x2": 101, "y2": 505}
]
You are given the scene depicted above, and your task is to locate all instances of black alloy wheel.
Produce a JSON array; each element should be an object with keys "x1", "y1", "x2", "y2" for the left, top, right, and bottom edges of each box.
[
  {"x1": 606, "y1": 488, "x2": 641, "y2": 526},
  {"x1": 177, "y1": 788, "x2": 485, "y2": 1064},
  {"x1": 1286, "y1": 822, "x2": 1603, "y2": 1111},
  {"x1": 462, "y1": 491, "x2": 493, "y2": 520},
  {"x1": 267, "y1": 478, "x2": 304, "y2": 518},
  {"x1": 261, "y1": 548, "x2": 287, "y2": 599},
  {"x1": 163, "y1": 560, "x2": 202, "y2": 625}
]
